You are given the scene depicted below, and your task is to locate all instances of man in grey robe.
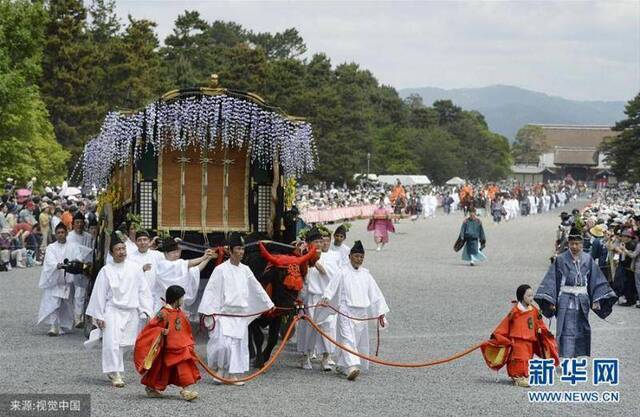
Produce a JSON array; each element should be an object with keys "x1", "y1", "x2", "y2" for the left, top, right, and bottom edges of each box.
[{"x1": 534, "y1": 227, "x2": 617, "y2": 358}]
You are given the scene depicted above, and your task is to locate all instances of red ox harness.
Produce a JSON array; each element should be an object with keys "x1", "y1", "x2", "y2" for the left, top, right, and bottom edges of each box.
[{"x1": 258, "y1": 242, "x2": 317, "y2": 318}]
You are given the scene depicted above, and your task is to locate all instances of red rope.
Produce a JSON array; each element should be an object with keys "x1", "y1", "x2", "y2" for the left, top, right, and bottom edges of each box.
[
  {"x1": 192, "y1": 312, "x2": 482, "y2": 386},
  {"x1": 302, "y1": 315, "x2": 482, "y2": 368},
  {"x1": 193, "y1": 315, "x2": 300, "y2": 384},
  {"x1": 199, "y1": 307, "x2": 296, "y2": 332}
]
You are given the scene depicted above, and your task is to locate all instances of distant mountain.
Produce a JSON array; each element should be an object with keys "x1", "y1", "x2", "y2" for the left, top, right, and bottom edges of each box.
[{"x1": 398, "y1": 85, "x2": 626, "y2": 141}]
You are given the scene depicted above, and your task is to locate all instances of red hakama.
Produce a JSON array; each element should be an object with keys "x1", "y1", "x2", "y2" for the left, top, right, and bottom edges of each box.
[
  {"x1": 481, "y1": 304, "x2": 559, "y2": 378},
  {"x1": 134, "y1": 306, "x2": 201, "y2": 391}
]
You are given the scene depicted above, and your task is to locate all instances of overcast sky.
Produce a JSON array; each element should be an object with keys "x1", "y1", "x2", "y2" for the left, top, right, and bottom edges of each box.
[{"x1": 115, "y1": 0, "x2": 639, "y2": 102}]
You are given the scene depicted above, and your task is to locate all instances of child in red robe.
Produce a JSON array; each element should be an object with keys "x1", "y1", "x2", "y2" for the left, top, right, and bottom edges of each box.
[
  {"x1": 481, "y1": 284, "x2": 559, "y2": 388},
  {"x1": 134, "y1": 285, "x2": 201, "y2": 400}
]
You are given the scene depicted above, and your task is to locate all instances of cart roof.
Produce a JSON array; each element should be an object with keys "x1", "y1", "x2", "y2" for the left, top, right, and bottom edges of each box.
[{"x1": 82, "y1": 87, "x2": 316, "y2": 187}]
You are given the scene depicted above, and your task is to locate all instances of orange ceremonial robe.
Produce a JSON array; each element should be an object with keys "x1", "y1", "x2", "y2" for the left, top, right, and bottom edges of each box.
[
  {"x1": 390, "y1": 185, "x2": 406, "y2": 204},
  {"x1": 481, "y1": 304, "x2": 559, "y2": 378},
  {"x1": 134, "y1": 306, "x2": 201, "y2": 391}
]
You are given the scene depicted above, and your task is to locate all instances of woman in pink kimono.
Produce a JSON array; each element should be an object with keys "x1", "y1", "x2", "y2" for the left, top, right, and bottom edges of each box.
[{"x1": 367, "y1": 199, "x2": 395, "y2": 251}]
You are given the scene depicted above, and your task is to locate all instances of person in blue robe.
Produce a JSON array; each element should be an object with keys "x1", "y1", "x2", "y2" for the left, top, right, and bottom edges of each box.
[
  {"x1": 458, "y1": 208, "x2": 486, "y2": 266},
  {"x1": 534, "y1": 228, "x2": 617, "y2": 358}
]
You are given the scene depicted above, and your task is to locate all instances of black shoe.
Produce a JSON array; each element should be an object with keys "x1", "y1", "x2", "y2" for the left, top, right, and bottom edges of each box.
[{"x1": 619, "y1": 301, "x2": 635, "y2": 307}]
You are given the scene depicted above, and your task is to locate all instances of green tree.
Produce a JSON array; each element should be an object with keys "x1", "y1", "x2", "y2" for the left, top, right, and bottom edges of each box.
[
  {"x1": 249, "y1": 28, "x2": 306, "y2": 60},
  {"x1": 40, "y1": 0, "x2": 100, "y2": 160},
  {"x1": 159, "y1": 10, "x2": 210, "y2": 89},
  {"x1": 433, "y1": 99, "x2": 462, "y2": 125},
  {"x1": 0, "y1": 0, "x2": 69, "y2": 184},
  {"x1": 263, "y1": 58, "x2": 306, "y2": 112},
  {"x1": 443, "y1": 111, "x2": 511, "y2": 180},
  {"x1": 404, "y1": 93, "x2": 424, "y2": 109},
  {"x1": 408, "y1": 106, "x2": 439, "y2": 130},
  {"x1": 415, "y1": 127, "x2": 464, "y2": 183},
  {"x1": 600, "y1": 93, "x2": 640, "y2": 182},
  {"x1": 371, "y1": 85, "x2": 406, "y2": 128},
  {"x1": 108, "y1": 16, "x2": 162, "y2": 109},
  {"x1": 214, "y1": 44, "x2": 268, "y2": 93},
  {"x1": 88, "y1": 0, "x2": 120, "y2": 43},
  {"x1": 86, "y1": 0, "x2": 121, "y2": 121},
  {"x1": 371, "y1": 127, "x2": 419, "y2": 174},
  {"x1": 208, "y1": 20, "x2": 247, "y2": 47},
  {"x1": 511, "y1": 124, "x2": 549, "y2": 164}
]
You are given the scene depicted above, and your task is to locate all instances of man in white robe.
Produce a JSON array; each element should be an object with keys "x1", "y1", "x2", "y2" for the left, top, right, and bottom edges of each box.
[
  {"x1": 198, "y1": 232, "x2": 273, "y2": 385},
  {"x1": 126, "y1": 230, "x2": 165, "y2": 300},
  {"x1": 509, "y1": 197, "x2": 520, "y2": 220},
  {"x1": 543, "y1": 193, "x2": 551, "y2": 212},
  {"x1": 429, "y1": 193, "x2": 438, "y2": 218},
  {"x1": 528, "y1": 195, "x2": 538, "y2": 215},
  {"x1": 321, "y1": 240, "x2": 389, "y2": 381},
  {"x1": 329, "y1": 224, "x2": 350, "y2": 266},
  {"x1": 66, "y1": 211, "x2": 94, "y2": 328},
  {"x1": 85, "y1": 234, "x2": 153, "y2": 388},
  {"x1": 451, "y1": 192, "x2": 460, "y2": 213},
  {"x1": 421, "y1": 193, "x2": 436, "y2": 218},
  {"x1": 153, "y1": 238, "x2": 216, "y2": 316},
  {"x1": 37, "y1": 223, "x2": 92, "y2": 336},
  {"x1": 299, "y1": 229, "x2": 341, "y2": 371}
]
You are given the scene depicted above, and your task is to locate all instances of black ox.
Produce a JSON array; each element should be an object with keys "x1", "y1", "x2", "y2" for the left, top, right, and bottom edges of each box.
[{"x1": 243, "y1": 238, "x2": 318, "y2": 369}]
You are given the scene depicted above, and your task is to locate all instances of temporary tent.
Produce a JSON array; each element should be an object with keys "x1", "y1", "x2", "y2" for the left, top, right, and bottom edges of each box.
[
  {"x1": 377, "y1": 175, "x2": 431, "y2": 186},
  {"x1": 60, "y1": 186, "x2": 82, "y2": 197},
  {"x1": 352, "y1": 173, "x2": 379, "y2": 181},
  {"x1": 445, "y1": 177, "x2": 466, "y2": 186}
]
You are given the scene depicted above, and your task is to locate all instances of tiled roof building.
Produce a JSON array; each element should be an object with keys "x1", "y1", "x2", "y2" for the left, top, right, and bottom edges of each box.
[{"x1": 511, "y1": 124, "x2": 618, "y2": 183}]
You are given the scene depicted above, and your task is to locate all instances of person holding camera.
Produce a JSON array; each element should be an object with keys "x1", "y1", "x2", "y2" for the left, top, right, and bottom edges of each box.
[
  {"x1": 36, "y1": 223, "x2": 92, "y2": 336},
  {"x1": 67, "y1": 211, "x2": 94, "y2": 328}
]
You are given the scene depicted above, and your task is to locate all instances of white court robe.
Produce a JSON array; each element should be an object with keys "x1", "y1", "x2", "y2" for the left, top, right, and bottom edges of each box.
[
  {"x1": 451, "y1": 194, "x2": 460, "y2": 212},
  {"x1": 198, "y1": 260, "x2": 274, "y2": 374},
  {"x1": 323, "y1": 263, "x2": 389, "y2": 371},
  {"x1": 528, "y1": 196, "x2": 538, "y2": 214},
  {"x1": 154, "y1": 258, "x2": 201, "y2": 316},
  {"x1": 329, "y1": 243, "x2": 350, "y2": 266},
  {"x1": 66, "y1": 230, "x2": 94, "y2": 316},
  {"x1": 421, "y1": 195, "x2": 437, "y2": 218},
  {"x1": 85, "y1": 260, "x2": 153, "y2": 374},
  {"x1": 127, "y1": 249, "x2": 164, "y2": 307},
  {"x1": 298, "y1": 250, "x2": 342, "y2": 355},
  {"x1": 37, "y1": 241, "x2": 93, "y2": 331}
]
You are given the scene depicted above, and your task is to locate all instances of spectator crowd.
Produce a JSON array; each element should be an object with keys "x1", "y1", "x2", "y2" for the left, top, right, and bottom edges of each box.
[{"x1": 0, "y1": 177, "x2": 98, "y2": 272}]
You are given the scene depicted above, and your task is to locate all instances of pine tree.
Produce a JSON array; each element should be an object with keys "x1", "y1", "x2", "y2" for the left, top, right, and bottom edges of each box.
[
  {"x1": 40, "y1": 0, "x2": 100, "y2": 160},
  {"x1": 601, "y1": 93, "x2": 640, "y2": 182}
]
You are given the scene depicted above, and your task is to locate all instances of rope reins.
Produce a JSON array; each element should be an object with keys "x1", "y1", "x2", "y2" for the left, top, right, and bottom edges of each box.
[
  {"x1": 193, "y1": 315, "x2": 301, "y2": 384},
  {"x1": 190, "y1": 306, "x2": 483, "y2": 384}
]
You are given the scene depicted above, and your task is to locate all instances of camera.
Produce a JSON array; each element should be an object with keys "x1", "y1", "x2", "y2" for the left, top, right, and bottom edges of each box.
[{"x1": 60, "y1": 258, "x2": 86, "y2": 275}]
